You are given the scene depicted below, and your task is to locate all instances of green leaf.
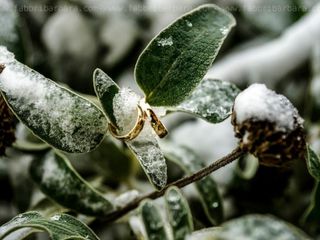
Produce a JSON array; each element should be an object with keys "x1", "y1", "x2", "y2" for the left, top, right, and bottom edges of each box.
[
  {"x1": 0, "y1": 47, "x2": 107, "y2": 153},
  {"x1": 100, "y1": 85, "x2": 167, "y2": 189},
  {"x1": 93, "y1": 68, "x2": 120, "y2": 127},
  {"x1": 0, "y1": 211, "x2": 99, "y2": 240},
  {"x1": 128, "y1": 133, "x2": 167, "y2": 190},
  {"x1": 30, "y1": 151, "x2": 114, "y2": 216},
  {"x1": 135, "y1": 4, "x2": 236, "y2": 106},
  {"x1": 94, "y1": 76, "x2": 167, "y2": 189},
  {"x1": 2, "y1": 199, "x2": 67, "y2": 240},
  {"x1": 168, "y1": 79, "x2": 240, "y2": 123},
  {"x1": 302, "y1": 181, "x2": 320, "y2": 225},
  {"x1": 140, "y1": 200, "x2": 169, "y2": 240},
  {"x1": 165, "y1": 187, "x2": 193, "y2": 240},
  {"x1": 161, "y1": 141, "x2": 223, "y2": 225},
  {"x1": 0, "y1": 0, "x2": 24, "y2": 60},
  {"x1": 306, "y1": 145, "x2": 320, "y2": 181},
  {"x1": 186, "y1": 215, "x2": 311, "y2": 240},
  {"x1": 13, "y1": 140, "x2": 49, "y2": 152}
]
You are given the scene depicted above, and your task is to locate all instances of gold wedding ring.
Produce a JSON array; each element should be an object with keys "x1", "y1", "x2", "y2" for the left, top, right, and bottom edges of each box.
[
  {"x1": 108, "y1": 105, "x2": 146, "y2": 141},
  {"x1": 146, "y1": 108, "x2": 168, "y2": 138},
  {"x1": 108, "y1": 102, "x2": 168, "y2": 141}
]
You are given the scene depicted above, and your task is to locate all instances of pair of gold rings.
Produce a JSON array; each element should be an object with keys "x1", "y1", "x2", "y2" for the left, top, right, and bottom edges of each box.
[{"x1": 108, "y1": 103, "x2": 168, "y2": 141}]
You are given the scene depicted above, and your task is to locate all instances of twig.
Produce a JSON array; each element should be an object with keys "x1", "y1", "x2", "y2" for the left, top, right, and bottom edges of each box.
[
  {"x1": 0, "y1": 64, "x2": 5, "y2": 74},
  {"x1": 103, "y1": 147, "x2": 244, "y2": 222}
]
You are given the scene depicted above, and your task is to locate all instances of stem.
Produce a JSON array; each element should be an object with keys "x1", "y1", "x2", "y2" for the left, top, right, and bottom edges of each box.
[{"x1": 103, "y1": 147, "x2": 244, "y2": 222}]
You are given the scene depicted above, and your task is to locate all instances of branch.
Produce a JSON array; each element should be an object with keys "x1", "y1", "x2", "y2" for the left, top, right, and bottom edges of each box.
[
  {"x1": 206, "y1": 3, "x2": 320, "y2": 86},
  {"x1": 103, "y1": 147, "x2": 244, "y2": 222}
]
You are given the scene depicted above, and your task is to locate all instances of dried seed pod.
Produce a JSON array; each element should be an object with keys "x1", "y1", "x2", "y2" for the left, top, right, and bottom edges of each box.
[
  {"x1": 0, "y1": 65, "x2": 16, "y2": 155},
  {"x1": 232, "y1": 84, "x2": 306, "y2": 167}
]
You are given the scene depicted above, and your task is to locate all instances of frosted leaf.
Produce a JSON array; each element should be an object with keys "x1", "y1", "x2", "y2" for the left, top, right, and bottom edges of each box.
[
  {"x1": 174, "y1": 79, "x2": 240, "y2": 123},
  {"x1": 113, "y1": 88, "x2": 167, "y2": 189},
  {"x1": 187, "y1": 215, "x2": 311, "y2": 240},
  {"x1": 161, "y1": 141, "x2": 223, "y2": 225},
  {"x1": 165, "y1": 187, "x2": 193, "y2": 240},
  {"x1": 140, "y1": 201, "x2": 169, "y2": 239},
  {"x1": 93, "y1": 68, "x2": 120, "y2": 127},
  {"x1": 233, "y1": 84, "x2": 303, "y2": 131},
  {"x1": 0, "y1": 212, "x2": 100, "y2": 240},
  {"x1": 94, "y1": 71, "x2": 115, "y2": 98},
  {"x1": 30, "y1": 151, "x2": 114, "y2": 216},
  {"x1": 0, "y1": 47, "x2": 107, "y2": 153}
]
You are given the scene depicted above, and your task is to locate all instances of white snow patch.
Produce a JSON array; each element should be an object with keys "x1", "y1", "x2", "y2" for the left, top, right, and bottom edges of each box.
[
  {"x1": 51, "y1": 214, "x2": 61, "y2": 221},
  {"x1": 157, "y1": 36, "x2": 173, "y2": 47},
  {"x1": 171, "y1": 118, "x2": 238, "y2": 185},
  {"x1": 113, "y1": 88, "x2": 141, "y2": 134},
  {"x1": 186, "y1": 20, "x2": 193, "y2": 27},
  {"x1": 233, "y1": 84, "x2": 303, "y2": 131},
  {"x1": 41, "y1": 154, "x2": 64, "y2": 185},
  {"x1": 115, "y1": 190, "x2": 140, "y2": 208}
]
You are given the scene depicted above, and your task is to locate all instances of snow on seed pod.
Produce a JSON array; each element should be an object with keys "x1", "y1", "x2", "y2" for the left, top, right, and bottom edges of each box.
[{"x1": 232, "y1": 84, "x2": 306, "y2": 167}]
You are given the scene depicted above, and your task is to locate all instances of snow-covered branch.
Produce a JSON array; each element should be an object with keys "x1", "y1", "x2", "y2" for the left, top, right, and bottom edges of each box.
[{"x1": 206, "y1": 3, "x2": 320, "y2": 86}]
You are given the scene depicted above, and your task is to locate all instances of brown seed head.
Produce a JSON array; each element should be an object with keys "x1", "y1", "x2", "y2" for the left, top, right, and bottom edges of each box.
[{"x1": 232, "y1": 84, "x2": 306, "y2": 167}]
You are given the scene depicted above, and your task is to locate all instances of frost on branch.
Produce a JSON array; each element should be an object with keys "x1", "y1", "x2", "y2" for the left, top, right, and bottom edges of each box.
[{"x1": 232, "y1": 84, "x2": 306, "y2": 167}]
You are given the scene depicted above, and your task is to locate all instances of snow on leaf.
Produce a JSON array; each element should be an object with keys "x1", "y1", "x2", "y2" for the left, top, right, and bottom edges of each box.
[
  {"x1": 186, "y1": 215, "x2": 311, "y2": 240},
  {"x1": 140, "y1": 200, "x2": 170, "y2": 240},
  {"x1": 0, "y1": 211, "x2": 99, "y2": 240},
  {"x1": 0, "y1": 47, "x2": 107, "y2": 153},
  {"x1": 170, "y1": 79, "x2": 240, "y2": 123},
  {"x1": 165, "y1": 187, "x2": 193, "y2": 240},
  {"x1": 161, "y1": 141, "x2": 223, "y2": 225},
  {"x1": 30, "y1": 151, "x2": 114, "y2": 216}
]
